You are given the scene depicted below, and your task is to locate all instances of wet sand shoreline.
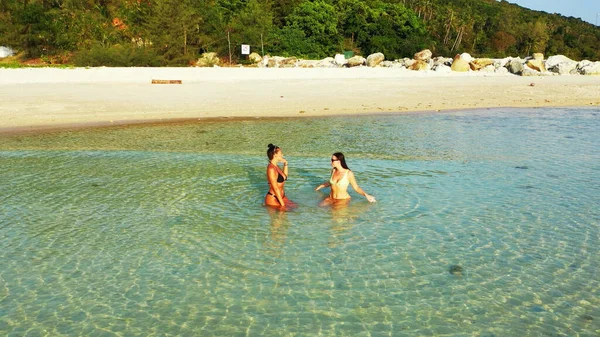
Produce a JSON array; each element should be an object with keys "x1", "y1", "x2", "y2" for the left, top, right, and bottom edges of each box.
[{"x1": 1, "y1": 67, "x2": 599, "y2": 134}]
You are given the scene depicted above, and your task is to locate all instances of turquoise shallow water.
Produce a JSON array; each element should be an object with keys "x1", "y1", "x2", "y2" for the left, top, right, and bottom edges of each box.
[{"x1": 1, "y1": 108, "x2": 599, "y2": 336}]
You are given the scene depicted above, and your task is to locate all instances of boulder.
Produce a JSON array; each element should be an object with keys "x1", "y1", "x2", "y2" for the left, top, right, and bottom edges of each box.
[
  {"x1": 0, "y1": 46, "x2": 15, "y2": 58},
  {"x1": 318, "y1": 57, "x2": 336, "y2": 68},
  {"x1": 433, "y1": 64, "x2": 452, "y2": 73},
  {"x1": 296, "y1": 58, "x2": 336, "y2": 68},
  {"x1": 265, "y1": 56, "x2": 286, "y2": 67},
  {"x1": 414, "y1": 49, "x2": 432, "y2": 61},
  {"x1": 297, "y1": 60, "x2": 319, "y2": 68},
  {"x1": 248, "y1": 52, "x2": 262, "y2": 63},
  {"x1": 347, "y1": 55, "x2": 366, "y2": 67},
  {"x1": 526, "y1": 59, "x2": 546, "y2": 72},
  {"x1": 433, "y1": 57, "x2": 453, "y2": 67},
  {"x1": 507, "y1": 58, "x2": 524, "y2": 75},
  {"x1": 469, "y1": 58, "x2": 494, "y2": 71},
  {"x1": 546, "y1": 55, "x2": 575, "y2": 68},
  {"x1": 334, "y1": 54, "x2": 347, "y2": 66},
  {"x1": 532, "y1": 53, "x2": 544, "y2": 61},
  {"x1": 577, "y1": 60, "x2": 600, "y2": 75},
  {"x1": 366, "y1": 52, "x2": 385, "y2": 67},
  {"x1": 521, "y1": 65, "x2": 543, "y2": 76},
  {"x1": 496, "y1": 57, "x2": 511, "y2": 68},
  {"x1": 546, "y1": 55, "x2": 578, "y2": 75},
  {"x1": 381, "y1": 61, "x2": 405, "y2": 68},
  {"x1": 451, "y1": 55, "x2": 470, "y2": 72},
  {"x1": 460, "y1": 52, "x2": 473, "y2": 63},
  {"x1": 263, "y1": 56, "x2": 297, "y2": 68},
  {"x1": 481, "y1": 64, "x2": 496, "y2": 73},
  {"x1": 258, "y1": 55, "x2": 268, "y2": 67},
  {"x1": 409, "y1": 60, "x2": 429, "y2": 71},
  {"x1": 521, "y1": 63, "x2": 554, "y2": 76},
  {"x1": 404, "y1": 59, "x2": 416, "y2": 68},
  {"x1": 258, "y1": 55, "x2": 270, "y2": 67},
  {"x1": 495, "y1": 67, "x2": 509, "y2": 74},
  {"x1": 267, "y1": 58, "x2": 277, "y2": 68},
  {"x1": 280, "y1": 57, "x2": 298, "y2": 68},
  {"x1": 196, "y1": 52, "x2": 220, "y2": 67},
  {"x1": 401, "y1": 58, "x2": 413, "y2": 67}
]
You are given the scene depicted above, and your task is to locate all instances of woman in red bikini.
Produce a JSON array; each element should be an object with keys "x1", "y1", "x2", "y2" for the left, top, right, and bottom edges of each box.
[
  {"x1": 265, "y1": 144, "x2": 296, "y2": 209},
  {"x1": 315, "y1": 152, "x2": 376, "y2": 206}
]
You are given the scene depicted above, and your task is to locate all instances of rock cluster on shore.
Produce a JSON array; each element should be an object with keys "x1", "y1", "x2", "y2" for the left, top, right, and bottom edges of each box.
[{"x1": 195, "y1": 50, "x2": 600, "y2": 76}]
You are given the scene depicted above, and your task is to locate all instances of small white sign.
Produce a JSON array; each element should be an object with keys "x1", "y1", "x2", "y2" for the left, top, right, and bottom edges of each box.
[{"x1": 241, "y1": 44, "x2": 250, "y2": 55}]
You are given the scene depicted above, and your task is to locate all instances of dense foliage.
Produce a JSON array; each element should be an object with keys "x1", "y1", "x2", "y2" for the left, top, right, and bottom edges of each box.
[{"x1": 0, "y1": 0, "x2": 598, "y2": 66}]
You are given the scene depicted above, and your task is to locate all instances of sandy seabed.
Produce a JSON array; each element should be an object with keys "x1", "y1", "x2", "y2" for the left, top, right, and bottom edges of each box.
[{"x1": 1, "y1": 67, "x2": 599, "y2": 133}]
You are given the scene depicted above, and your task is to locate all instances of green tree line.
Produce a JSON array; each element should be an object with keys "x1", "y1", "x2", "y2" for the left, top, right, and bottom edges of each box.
[{"x1": 0, "y1": 0, "x2": 598, "y2": 66}]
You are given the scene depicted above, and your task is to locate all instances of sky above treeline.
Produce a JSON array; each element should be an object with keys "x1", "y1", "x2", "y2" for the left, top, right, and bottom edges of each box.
[{"x1": 506, "y1": 0, "x2": 600, "y2": 26}]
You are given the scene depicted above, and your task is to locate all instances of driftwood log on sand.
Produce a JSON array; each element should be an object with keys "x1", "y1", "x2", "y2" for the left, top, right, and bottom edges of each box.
[{"x1": 151, "y1": 79, "x2": 182, "y2": 84}]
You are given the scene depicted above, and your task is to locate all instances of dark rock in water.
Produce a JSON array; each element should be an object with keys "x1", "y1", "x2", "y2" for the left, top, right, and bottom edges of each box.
[
  {"x1": 580, "y1": 314, "x2": 593, "y2": 323},
  {"x1": 335, "y1": 281, "x2": 347, "y2": 290},
  {"x1": 531, "y1": 305, "x2": 545, "y2": 313},
  {"x1": 166, "y1": 216, "x2": 184, "y2": 226},
  {"x1": 565, "y1": 135, "x2": 575, "y2": 139},
  {"x1": 91, "y1": 183, "x2": 102, "y2": 187},
  {"x1": 515, "y1": 166, "x2": 529, "y2": 169},
  {"x1": 449, "y1": 265, "x2": 463, "y2": 276}
]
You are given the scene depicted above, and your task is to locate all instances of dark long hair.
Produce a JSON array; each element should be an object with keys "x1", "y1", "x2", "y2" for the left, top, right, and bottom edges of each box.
[
  {"x1": 267, "y1": 143, "x2": 280, "y2": 160},
  {"x1": 333, "y1": 152, "x2": 349, "y2": 170}
]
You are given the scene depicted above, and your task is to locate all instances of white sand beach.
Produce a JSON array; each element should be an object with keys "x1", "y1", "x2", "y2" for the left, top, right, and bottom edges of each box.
[{"x1": 1, "y1": 67, "x2": 599, "y2": 132}]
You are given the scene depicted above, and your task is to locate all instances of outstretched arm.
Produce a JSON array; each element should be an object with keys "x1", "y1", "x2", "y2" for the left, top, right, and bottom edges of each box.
[
  {"x1": 315, "y1": 181, "x2": 331, "y2": 191},
  {"x1": 348, "y1": 171, "x2": 376, "y2": 202},
  {"x1": 315, "y1": 170, "x2": 332, "y2": 191}
]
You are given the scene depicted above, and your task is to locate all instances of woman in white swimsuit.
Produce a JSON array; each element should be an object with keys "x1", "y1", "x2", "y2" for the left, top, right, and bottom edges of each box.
[{"x1": 315, "y1": 152, "x2": 376, "y2": 205}]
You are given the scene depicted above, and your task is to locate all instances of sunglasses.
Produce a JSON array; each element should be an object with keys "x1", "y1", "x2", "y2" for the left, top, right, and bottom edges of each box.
[{"x1": 331, "y1": 158, "x2": 339, "y2": 162}]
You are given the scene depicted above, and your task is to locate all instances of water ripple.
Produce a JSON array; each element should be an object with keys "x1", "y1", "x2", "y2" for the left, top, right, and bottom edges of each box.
[{"x1": 0, "y1": 108, "x2": 599, "y2": 336}]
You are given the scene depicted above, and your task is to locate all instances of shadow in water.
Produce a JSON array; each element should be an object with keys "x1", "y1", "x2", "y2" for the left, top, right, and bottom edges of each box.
[
  {"x1": 243, "y1": 164, "x2": 268, "y2": 201},
  {"x1": 294, "y1": 166, "x2": 329, "y2": 186}
]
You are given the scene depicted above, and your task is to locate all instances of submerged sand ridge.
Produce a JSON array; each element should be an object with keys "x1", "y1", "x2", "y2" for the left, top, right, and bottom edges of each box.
[{"x1": 1, "y1": 67, "x2": 599, "y2": 132}]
